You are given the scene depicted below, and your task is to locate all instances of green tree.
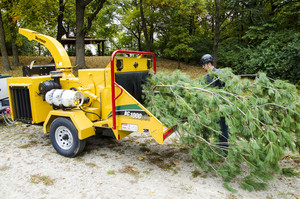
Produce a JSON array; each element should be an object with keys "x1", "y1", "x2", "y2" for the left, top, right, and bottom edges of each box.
[
  {"x1": 217, "y1": 0, "x2": 300, "y2": 83},
  {"x1": 245, "y1": 31, "x2": 300, "y2": 84},
  {"x1": 156, "y1": 0, "x2": 203, "y2": 69},
  {"x1": 6, "y1": 0, "x2": 59, "y2": 58},
  {"x1": 1, "y1": 0, "x2": 22, "y2": 66},
  {"x1": 140, "y1": 0, "x2": 150, "y2": 51},
  {"x1": 0, "y1": 9, "x2": 11, "y2": 71},
  {"x1": 116, "y1": 0, "x2": 161, "y2": 51},
  {"x1": 14, "y1": 0, "x2": 58, "y2": 34},
  {"x1": 90, "y1": 1, "x2": 119, "y2": 53},
  {"x1": 111, "y1": 0, "x2": 143, "y2": 50}
]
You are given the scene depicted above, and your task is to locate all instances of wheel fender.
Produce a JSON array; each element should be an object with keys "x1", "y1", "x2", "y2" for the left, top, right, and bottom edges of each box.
[{"x1": 43, "y1": 110, "x2": 95, "y2": 140}]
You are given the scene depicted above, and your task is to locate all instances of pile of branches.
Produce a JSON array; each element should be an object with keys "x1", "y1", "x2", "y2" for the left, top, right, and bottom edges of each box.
[{"x1": 143, "y1": 69, "x2": 299, "y2": 191}]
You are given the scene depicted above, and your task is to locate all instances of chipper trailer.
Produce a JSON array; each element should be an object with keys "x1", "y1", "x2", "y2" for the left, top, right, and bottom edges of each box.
[{"x1": 6, "y1": 28, "x2": 175, "y2": 157}]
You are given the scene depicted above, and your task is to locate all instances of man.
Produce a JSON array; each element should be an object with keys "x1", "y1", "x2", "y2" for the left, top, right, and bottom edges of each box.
[
  {"x1": 201, "y1": 54, "x2": 229, "y2": 150},
  {"x1": 201, "y1": 54, "x2": 225, "y2": 88}
]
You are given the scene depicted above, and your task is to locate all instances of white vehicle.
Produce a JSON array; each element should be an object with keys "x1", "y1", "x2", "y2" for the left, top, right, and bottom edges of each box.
[{"x1": 0, "y1": 74, "x2": 11, "y2": 114}]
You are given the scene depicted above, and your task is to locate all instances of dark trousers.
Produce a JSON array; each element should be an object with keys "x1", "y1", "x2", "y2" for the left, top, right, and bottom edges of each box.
[{"x1": 218, "y1": 117, "x2": 229, "y2": 148}]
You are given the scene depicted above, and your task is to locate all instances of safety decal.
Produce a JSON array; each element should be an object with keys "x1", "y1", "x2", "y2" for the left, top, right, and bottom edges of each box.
[{"x1": 107, "y1": 104, "x2": 150, "y2": 121}]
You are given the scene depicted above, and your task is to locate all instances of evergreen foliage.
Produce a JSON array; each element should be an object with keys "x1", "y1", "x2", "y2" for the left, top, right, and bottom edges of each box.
[
  {"x1": 143, "y1": 70, "x2": 300, "y2": 191},
  {"x1": 218, "y1": 31, "x2": 300, "y2": 84}
]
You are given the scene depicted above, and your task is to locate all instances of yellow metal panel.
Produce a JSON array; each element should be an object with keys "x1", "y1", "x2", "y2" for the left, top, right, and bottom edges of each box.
[
  {"x1": 7, "y1": 76, "x2": 53, "y2": 124},
  {"x1": 19, "y1": 28, "x2": 72, "y2": 69},
  {"x1": 59, "y1": 78, "x2": 82, "y2": 90},
  {"x1": 101, "y1": 87, "x2": 113, "y2": 119},
  {"x1": 82, "y1": 107, "x2": 100, "y2": 121},
  {"x1": 105, "y1": 57, "x2": 150, "y2": 73},
  {"x1": 93, "y1": 120, "x2": 112, "y2": 127},
  {"x1": 78, "y1": 69, "x2": 106, "y2": 87},
  {"x1": 103, "y1": 84, "x2": 166, "y2": 144},
  {"x1": 43, "y1": 110, "x2": 95, "y2": 140},
  {"x1": 105, "y1": 68, "x2": 111, "y2": 87},
  {"x1": 112, "y1": 129, "x2": 133, "y2": 140}
]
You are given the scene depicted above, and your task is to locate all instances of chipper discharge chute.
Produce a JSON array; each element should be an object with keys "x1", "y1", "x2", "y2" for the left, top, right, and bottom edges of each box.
[{"x1": 6, "y1": 28, "x2": 175, "y2": 157}]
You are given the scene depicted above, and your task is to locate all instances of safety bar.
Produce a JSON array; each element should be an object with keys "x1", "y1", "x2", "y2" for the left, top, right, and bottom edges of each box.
[{"x1": 110, "y1": 50, "x2": 157, "y2": 129}]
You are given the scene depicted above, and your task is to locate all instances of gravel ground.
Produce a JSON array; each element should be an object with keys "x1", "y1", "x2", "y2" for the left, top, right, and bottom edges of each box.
[{"x1": 0, "y1": 120, "x2": 299, "y2": 199}]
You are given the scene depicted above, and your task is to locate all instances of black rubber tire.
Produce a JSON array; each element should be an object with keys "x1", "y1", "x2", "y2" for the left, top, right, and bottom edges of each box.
[{"x1": 49, "y1": 117, "x2": 86, "y2": 157}]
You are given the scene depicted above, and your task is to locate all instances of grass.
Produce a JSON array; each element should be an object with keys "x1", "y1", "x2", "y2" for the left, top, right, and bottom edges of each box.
[
  {"x1": 119, "y1": 165, "x2": 140, "y2": 177},
  {"x1": 0, "y1": 56, "x2": 205, "y2": 79},
  {"x1": 156, "y1": 57, "x2": 205, "y2": 79},
  {"x1": 85, "y1": 162, "x2": 97, "y2": 168},
  {"x1": 191, "y1": 170, "x2": 202, "y2": 178},
  {"x1": 139, "y1": 146, "x2": 151, "y2": 154},
  {"x1": 279, "y1": 192, "x2": 299, "y2": 198},
  {"x1": 99, "y1": 153, "x2": 109, "y2": 158},
  {"x1": 107, "y1": 170, "x2": 115, "y2": 175},
  {"x1": 18, "y1": 140, "x2": 39, "y2": 149},
  {"x1": 30, "y1": 174, "x2": 54, "y2": 186},
  {"x1": 143, "y1": 169, "x2": 152, "y2": 175},
  {"x1": 139, "y1": 142, "x2": 147, "y2": 147},
  {"x1": 147, "y1": 155, "x2": 180, "y2": 174},
  {"x1": 75, "y1": 157, "x2": 84, "y2": 162}
]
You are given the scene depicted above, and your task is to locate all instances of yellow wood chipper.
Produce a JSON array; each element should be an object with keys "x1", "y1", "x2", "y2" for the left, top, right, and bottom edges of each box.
[{"x1": 6, "y1": 28, "x2": 175, "y2": 157}]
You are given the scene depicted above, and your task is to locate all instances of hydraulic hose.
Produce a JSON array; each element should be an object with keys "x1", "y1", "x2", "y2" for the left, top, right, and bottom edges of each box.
[{"x1": 1, "y1": 112, "x2": 15, "y2": 126}]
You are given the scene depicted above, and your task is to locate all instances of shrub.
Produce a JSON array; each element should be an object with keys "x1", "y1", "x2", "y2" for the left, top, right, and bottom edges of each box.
[{"x1": 218, "y1": 30, "x2": 300, "y2": 84}]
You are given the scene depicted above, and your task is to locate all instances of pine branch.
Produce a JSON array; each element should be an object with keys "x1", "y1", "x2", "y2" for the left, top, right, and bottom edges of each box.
[
  {"x1": 202, "y1": 77, "x2": 220, "y2": 89},
  {"x1": 168, "y1": 86, "x2": 222, "y2": 135},
  {"x1": 259, "y1": 103, "x2": 300, "y2": 116},
  {"x1": 143, "y1": 70, "x2": 299, "y2": 191}
]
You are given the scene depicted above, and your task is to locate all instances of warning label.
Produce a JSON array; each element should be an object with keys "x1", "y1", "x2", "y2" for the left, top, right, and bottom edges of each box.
[{"x1": 121, "y1": 123, "x2": 138, "y2": 132}]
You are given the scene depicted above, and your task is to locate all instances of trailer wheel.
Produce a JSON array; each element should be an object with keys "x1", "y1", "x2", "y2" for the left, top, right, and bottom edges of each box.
[{"x1": 50, "y1": 117, "x2": 86, "y2": 157}]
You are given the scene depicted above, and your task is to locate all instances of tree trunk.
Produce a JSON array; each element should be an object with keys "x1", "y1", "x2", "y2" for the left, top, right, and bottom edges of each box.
[
  {"x1": 11, "y1": 22, "x2": 19, "y2": 66},
  {"x1": 149, "y1": 24, "x2": 154, "y2": 44},
  {"x1": 12, "y1": 38, "x2": 19, "y2": 66},
  {"x1": 140, "y1": 0, "x2": 150, "y2": 51},
  {"x1": 177, "y1": 50, "x2": 181, "y2": 69},
  {"x1": 57, "y1": 0, "x2": 65, "y2": 43},
  {"x1": 0, "y1": 10, "x2": 11, "y2": 71},
  {"x1": 137, "y1": 29, "x2": 142, "y2": 51},
  {"x1": 75, "y1": 0, "x2": 106, "y2": 72},
  {"x1": 213, "y1": 0, "x2": 221, "y2": 67},
  {"x1": 75, "y1": 0, "x2": 86, "y2": 71},
  {"x1": 189, "y1": 15, "x2": 195, "y2": 36}
]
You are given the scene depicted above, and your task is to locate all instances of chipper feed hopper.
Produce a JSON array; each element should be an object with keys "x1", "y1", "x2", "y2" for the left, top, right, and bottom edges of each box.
[{"x1": 6, "y1": 28, "x2": 175, "y2": 157}]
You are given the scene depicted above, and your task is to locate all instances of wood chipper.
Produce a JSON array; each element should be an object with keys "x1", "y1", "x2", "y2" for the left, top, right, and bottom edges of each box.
[{"x1": 6, "y1": 28, "x2": 175, "y2": 157}]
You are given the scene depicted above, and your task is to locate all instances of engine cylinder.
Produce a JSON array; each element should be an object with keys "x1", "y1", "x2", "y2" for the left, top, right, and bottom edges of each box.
[
  {"x1": 39, "y1": 80, "x2": 61, "y2": 96},
  {"x1": 45, "y1": 89, "x2": 84, "y2": 108}
]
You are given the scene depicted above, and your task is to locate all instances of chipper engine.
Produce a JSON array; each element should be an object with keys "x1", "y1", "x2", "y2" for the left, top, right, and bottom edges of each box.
[{"x1": 7, "y1": 28, "x2": 175, "y2": 157}]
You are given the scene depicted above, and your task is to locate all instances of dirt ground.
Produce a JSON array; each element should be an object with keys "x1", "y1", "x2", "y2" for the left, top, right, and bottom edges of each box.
[
  {"x1": 0, "y1": 120, "x2": 299, "y2": 199},
  {"x1": 0, "y1": 56, "x2": 299, "y2": 198}
]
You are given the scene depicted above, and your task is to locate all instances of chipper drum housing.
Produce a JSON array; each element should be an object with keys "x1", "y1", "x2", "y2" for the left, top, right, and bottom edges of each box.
[{"x1": 6, "y1": 28, "x2": 175, "y2": 157}]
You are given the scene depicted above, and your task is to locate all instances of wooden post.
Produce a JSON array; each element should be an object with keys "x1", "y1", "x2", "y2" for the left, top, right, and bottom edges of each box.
[
  {"x1": 97, "y1": 43, "x2": 100, "y2": 56},
  {"x1": 102, "y1": 41, "x2": 104, "y2": 56}
]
